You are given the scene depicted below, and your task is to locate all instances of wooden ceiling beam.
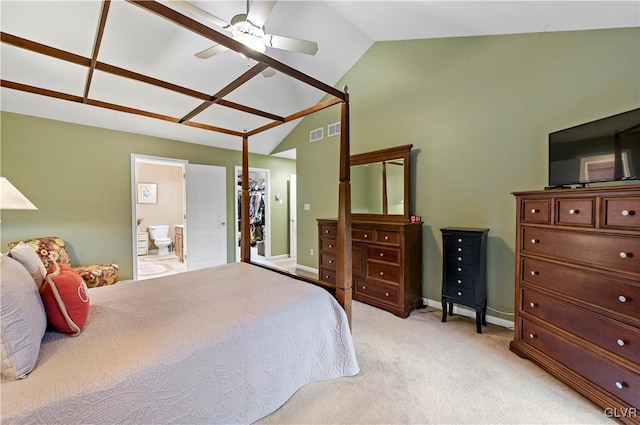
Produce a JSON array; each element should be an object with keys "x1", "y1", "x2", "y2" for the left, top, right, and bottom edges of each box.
[
  {"x1": 84, "y1": 0, "x2": 111, "y2": 103},
  {"x1": 126, "y1": 0, "x2": 346, "y2": 101},
  {"x1": 1, "y1": 79, "x2": 243, "y2": 137},
  {"x1": 246, "y1": 97, "x2": 342, "y2": 137},
  {"x1": 179, "y1": 63, "x2": 284, "y2": 124}
]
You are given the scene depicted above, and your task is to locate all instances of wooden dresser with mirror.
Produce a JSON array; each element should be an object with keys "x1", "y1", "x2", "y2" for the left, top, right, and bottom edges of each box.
[{"x1": 318, "y1": 144, "x2": 423, "y2": 318}]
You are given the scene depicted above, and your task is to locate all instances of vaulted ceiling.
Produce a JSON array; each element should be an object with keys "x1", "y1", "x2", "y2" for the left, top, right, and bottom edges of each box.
[{"x1": 1, "y1": 1, "x2": 637, "y2": 156}]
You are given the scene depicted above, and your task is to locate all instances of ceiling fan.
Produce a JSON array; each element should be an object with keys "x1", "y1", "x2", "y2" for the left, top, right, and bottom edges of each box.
[{"x1": 170, "y1": 0, "x2": 318, "y2": 76}]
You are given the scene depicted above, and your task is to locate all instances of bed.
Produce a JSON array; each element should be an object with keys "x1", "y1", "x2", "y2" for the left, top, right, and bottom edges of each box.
[
  {"x1": 1, "y1": 261, "x2": 359, "y2": 424},
  {"x1": 2, "y1": 1, "x2": 357, "y2": 423}
]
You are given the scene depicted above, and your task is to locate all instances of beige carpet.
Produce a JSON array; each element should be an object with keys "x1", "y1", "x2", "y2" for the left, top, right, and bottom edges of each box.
[{"x1": 257, "y1": 301, "x2": 614, "y2": 425}]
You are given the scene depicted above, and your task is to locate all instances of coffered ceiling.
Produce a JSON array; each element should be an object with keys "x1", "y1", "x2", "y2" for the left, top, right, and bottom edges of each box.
[{"x1": 1, "y1": 1, "x2": 637, "y2": 155}]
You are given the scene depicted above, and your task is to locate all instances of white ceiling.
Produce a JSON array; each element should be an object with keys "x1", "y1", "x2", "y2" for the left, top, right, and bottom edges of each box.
[{"x1": 1, "y1": 1, "x2": 638, "y2": 156}]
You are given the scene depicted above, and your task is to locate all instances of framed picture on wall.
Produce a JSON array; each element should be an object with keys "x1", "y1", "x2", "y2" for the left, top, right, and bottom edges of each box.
[{"x1": 137, "y1": 182, "x2": 157, "y2": 204}]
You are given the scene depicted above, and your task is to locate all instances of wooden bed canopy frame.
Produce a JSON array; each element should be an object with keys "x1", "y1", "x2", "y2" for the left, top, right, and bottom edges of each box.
[{"x1": 0, "y1": 0, "x2": 353, "y2": 324}]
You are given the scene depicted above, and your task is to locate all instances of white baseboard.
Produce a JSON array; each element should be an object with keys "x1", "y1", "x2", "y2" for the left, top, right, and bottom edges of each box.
[
  {"x1": 267, "y1": 254, "x2": 290, "y2": 261},
  {"x1": 295, "y1": 264, "x2": 318, "y2": 274},
  {"x1": 423, "y1": 298, "x2": 514, "y2": 330}
]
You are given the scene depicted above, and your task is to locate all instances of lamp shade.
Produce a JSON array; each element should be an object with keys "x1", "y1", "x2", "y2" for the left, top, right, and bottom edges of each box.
[{"x1": 0, "y1": 177, "x2": 37, "y2": 210}]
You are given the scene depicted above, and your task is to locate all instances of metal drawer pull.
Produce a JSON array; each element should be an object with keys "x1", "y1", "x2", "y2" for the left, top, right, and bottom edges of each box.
[
  {"x1": 530, "y1": 208, "x2": 538, "y2": 214},
  {"x1": 457, "y1": 267, "x2": 462, "y2": 272},
  {"x1": 619, "y1": 252, "x2": 630, "y2": 259},
  {"x1": 328, "y1": 260, "x2": 333, "y2": 264},
  {"x1": 530, "y1": 239, "x2": 539, "y2": 244},
  {"x1": 617, "y1": 339, "x2": 626, "y2": 347},
  {"x1": 328, "y1": 244, "x2": 333, "y2": 248},
  {"x1": 457, "y1": 291, "x2": 462, "y2": 296},
  {"x1": 569, "y1": 209, "x2": 579, "y2": 215},
  {"x1": 457, "y1": 257, "x2": 462, "y2": 261},
  {"x1": 379, "y1": 253, "x2": 384, "y2": 257},
  {"x1": 529, "y1": 302, "x2": 537, "y2": 308},
  {"x1": 324, "y1": 275, "x2": 330, "y2": 279},
  {"x1": 618, "y1": 295, "x2": 627, "y2": 303},
  {"x1": 384, "y1": 236, "x2": 389, "y2": 240},
  {"x1": 615, "y1": 382, "x2": 627, "y2": 389},
  {"x1": 325, "y1": 230, "x2": 329, "y2": 233},
  {"x1": 385, "y1": 292, "x2": 389, "y2": 297},
  {"x1": 379, "y1": 272, "x2": 384, "y2": 276},
  {"x1": 457, "y1": 247, "x2": 462, "y2": 252},
  {"x1": 362, "y1": 285, "x2": 366, "y2": 290},
  {"x1": 530, "y1": 270, "x2": 539, "y2": 276},
  {"x1": 457, "y1": 279, "x2": 462, "y2": 284},
  {"x1": 621, "y1": 210, "x2": 633, "y2": 216},
  {"x1": 529, "y1": 333, "x2": 537, "y2": 339},
  {"x1": 364, "y1": 234, "x2": 368, "y2": 238}
]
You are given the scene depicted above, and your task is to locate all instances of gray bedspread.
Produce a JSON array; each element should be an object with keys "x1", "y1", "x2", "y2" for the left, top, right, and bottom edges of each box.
[{"x1": 1, "y1": 262, "x2": 359, "y2": 424}]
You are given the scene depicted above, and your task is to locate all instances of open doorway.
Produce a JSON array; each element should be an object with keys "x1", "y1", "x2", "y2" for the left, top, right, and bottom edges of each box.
[
  {"x1": 234, "y1": 166, "x2": 271, "y2": 263},
  {"x1": 132, "y1": 155, "x2": 187, "y2": 280}
]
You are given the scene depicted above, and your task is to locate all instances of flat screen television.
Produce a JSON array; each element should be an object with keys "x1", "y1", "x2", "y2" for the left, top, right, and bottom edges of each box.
[{"x1": 548, "y1": 108, "x2": 640, "y2": 188}]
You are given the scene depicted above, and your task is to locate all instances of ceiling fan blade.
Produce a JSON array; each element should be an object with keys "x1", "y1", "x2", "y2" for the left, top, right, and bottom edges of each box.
[
  {"x1": 247, "y1": 0, "x2": 276, "y2": 28},
  {"x1": 265, "y1": 34, "x2": 318, "y2": 55},
  {"x1": 168, "y1": 0, "x2": 230, "y2": 29},
  {"x1": 261, "y1": 68, "x2": 276, "y2": 78},
  {"x1": 195, "y1": 44, "x2": 229, "y2": 59}
]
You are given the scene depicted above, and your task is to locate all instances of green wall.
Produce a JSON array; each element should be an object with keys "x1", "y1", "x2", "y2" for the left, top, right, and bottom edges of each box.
[
  {"x1": 1, "y1": 112, "x2": 296, "y2": 279},
  {"x1": 274, "y1": 27, "x2": 640, "y2": 321}
]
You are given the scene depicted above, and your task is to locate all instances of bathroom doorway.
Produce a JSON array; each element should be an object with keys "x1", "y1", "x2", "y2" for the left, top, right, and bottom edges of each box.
[
  {"x1": 132, "y1": 155, "x2": 187, "y2": 280},
  {"x1": 234, "y1": 166, "x2": 271, "y2": 263}
]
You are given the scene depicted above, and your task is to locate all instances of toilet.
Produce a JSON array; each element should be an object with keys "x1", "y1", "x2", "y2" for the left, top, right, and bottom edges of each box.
[{"x1": 147, "y1": 225, "x2": 172, "y2": 256}]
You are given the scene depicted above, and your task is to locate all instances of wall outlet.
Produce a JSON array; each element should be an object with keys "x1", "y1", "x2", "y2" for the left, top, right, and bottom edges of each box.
[
  {"x1": 303, "y1": 203, "x2": 311, "y2": 210},
  {"x1": 310, "y1": 248, "x2": 314, "y2": 256}
]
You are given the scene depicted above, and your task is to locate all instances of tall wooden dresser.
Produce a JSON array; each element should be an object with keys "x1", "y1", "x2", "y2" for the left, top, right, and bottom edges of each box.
[
  {"x1": 318, "y1": 219, "x2": 423, "y2": 318},
  {"x1": 511, "y1": 185, "x2": 640, "y2": 423}
]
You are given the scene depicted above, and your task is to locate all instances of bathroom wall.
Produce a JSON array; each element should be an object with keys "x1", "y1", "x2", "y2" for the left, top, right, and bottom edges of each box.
[{"x1": 136, "y1": 162, "x2": 184, "y2": 251}]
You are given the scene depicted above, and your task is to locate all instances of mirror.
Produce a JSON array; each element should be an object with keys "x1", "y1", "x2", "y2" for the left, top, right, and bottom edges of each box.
[{"x1": 350, "y1": 144, "x2": 412, "y2": 221}]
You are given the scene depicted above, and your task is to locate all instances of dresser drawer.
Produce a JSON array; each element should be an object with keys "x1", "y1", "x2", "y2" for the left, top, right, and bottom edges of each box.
[
  {"x1": 521, "y1": 318, "x2": 640, "y2": 407},
  {"x1": 355, "y1": 279, "x2": 399, "y2": 305},
  {"x1": 368, "y1": 263, "x2": 400, "y2": 285},
  {"x1": 376, "y1": 230, "x2": 400, "y2": 245},
  {"x1": 556, "y1": 198, "x2": 594, "y2": 227},
  {"x1": 522, "y1": 288, "x2": 640, "y2": 365},
  {"x1": 319, "y1": 225, "x2": 336, "y2": 238},
  {"x1": 319, "y1": 267, "x2": 336, "y2": 284},
  {"x1": 444, "y1": 274, "x2": 474, "y2": 290},
  {"x1": 320, "y1": 253, "x2": 336, "y2": 269},
  {"x1": 522, "y1": 257, "x2": 640, "y2": 323},
  {"x1": 352, "y1": 228, "x2": 374, "y2": 242},
  {"x1": 604, "y1": 197, "x2": 640, "y2": 230},
  {"x1": 368, "y1": 246, "x2": 399, "y2": 264},
  {"x1": 522, "y1": 227, "x2": 640, "y2": 275},
  {"x1": 137, "y1": 247, "x2": 147, "y2": 256},
  {"x1": 443, "y1": 285, "x2": 474, "y2": 302},
  {"x1": 447, "y1": 253, "x2": 475, "y2": 266},
  {"x1": 137, "y1": 232, "x2": 148, "y2": 242},
  {"x1": 443, "y1": 234, "x2": 475, "y2": 246},
  {"x1": 320, "y1": 238, "x2": 337, "y2": 253},
  {"x1": 521, "y1": 199, "x2": 551, "y2": 223}
]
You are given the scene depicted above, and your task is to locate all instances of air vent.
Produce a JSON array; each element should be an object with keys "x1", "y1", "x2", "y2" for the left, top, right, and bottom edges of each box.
[
  {"x1": 328, "y1": 122, "x2": 341, "y2": 137},
  {"x1": 310, "y1": 127, "x2": 324, "y2": 142}
]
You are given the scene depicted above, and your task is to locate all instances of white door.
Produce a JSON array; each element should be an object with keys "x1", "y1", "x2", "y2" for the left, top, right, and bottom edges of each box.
[
  {"x1": 185, "y1": 164, "x2": 227, "y2": 270},
  {"x1": 289, "y1": 174, "x2": 297, "y2": 258}
]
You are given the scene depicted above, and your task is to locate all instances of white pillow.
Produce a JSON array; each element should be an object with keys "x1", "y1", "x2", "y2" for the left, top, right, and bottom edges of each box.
[
  {"x1": 0, "y1": 255, "x2": 47, "y2": 380},
  {"x1": 8, "y1": 241, "x2": 47, "y2": 289}
]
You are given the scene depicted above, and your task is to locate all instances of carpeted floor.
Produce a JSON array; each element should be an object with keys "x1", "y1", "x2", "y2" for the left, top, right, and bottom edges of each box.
[{"x1": 257, "y1": 301, "x2": 614, "y2": 425}]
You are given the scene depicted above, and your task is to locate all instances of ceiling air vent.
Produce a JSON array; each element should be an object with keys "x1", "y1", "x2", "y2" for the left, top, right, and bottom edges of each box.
[
  {"x1": 328, "y1": 122, "x2": 341, "y2": 137},
  {"x1": 310, "y1": 127, "x2": 324, "y2": 142}
]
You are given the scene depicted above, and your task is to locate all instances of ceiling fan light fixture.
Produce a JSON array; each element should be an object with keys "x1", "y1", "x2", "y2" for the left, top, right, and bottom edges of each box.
[{"x1": 235, "y1": 32, "x2": 266, "y2": 54}]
